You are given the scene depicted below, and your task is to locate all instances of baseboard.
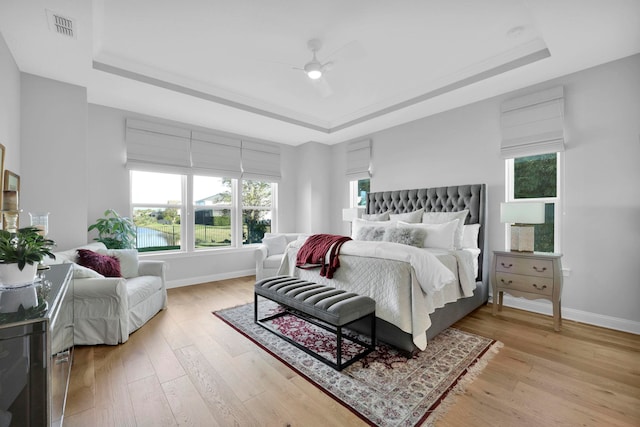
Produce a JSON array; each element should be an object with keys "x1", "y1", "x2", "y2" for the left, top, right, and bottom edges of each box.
[
  {"x1": 166, "y1": 269, "x2": 255, "y2": 289},
  {"x1": 489, "y1": 295, "x2": 640, "y2": 335}
]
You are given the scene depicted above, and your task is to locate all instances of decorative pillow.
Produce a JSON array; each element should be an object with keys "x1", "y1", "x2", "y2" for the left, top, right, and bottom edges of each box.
[
  {"x1": 98, "y1": 249, "x2": 139, "y2": 278},
  {"x1": 351, "y1": 218, "x2": 396, "y2": 239},
  {"x1": 361, "y1": 211, "x2": 390, "y2": 221},
  {"x1": 262, "y1": 235, "x2": 288, "y2": 256},
  {"x1": 462, "y1": 224, "x2": 481, "y2": 249},
  {"x1": 389, "y1": 208, "x2": 424, "y2": 224},
  {"x1": 76, "y1": 249, "x2": 121, "y2": 277},
  {"x1": 422, "y1": 209, "x2": 469, "y2": 249},
  {"x1": 356, "y1": 226, "x2": 386, "y2": 241},
  {"x1": 382, "y1": 227, "x2": 426, "y2": 248},
  {"x1": 69, "y1": 262, "x2": 105, "y2": 279},
  {"x1": 397, "y1": 220, "x2": 459, "y2": 250}
]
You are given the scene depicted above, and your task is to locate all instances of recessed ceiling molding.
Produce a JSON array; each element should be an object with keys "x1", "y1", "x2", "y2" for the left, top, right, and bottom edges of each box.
[
  {"x1": 92, "y1": 60, "x2": 331, "y2": 133},
  {"x1": 331, "y1": 47, "x2": 551, "y2": 133},
  {"x1": 94, "y1": 46, "x2": 550, "y2": 135}
]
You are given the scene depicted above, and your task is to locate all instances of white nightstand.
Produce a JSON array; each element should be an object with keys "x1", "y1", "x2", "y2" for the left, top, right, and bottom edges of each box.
[{"x1": 491, "y1": 250, "x2": 564, "y2": 331}]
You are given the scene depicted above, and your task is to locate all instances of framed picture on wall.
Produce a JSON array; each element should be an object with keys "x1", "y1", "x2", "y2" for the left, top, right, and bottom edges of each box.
[{"x1": 4, "y1": 170, "x2": 19, "y2": 192}]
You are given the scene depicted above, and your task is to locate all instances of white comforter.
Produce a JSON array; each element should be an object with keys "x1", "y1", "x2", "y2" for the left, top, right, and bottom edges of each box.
[{"x1": 279, "y1": 239, "x2": 479, "y2": 350}]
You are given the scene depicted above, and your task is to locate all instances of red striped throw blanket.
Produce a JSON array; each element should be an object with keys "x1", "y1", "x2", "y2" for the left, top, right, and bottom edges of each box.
[{"x1": 295, "y1": 234, "x2": 352, "y2": 279}]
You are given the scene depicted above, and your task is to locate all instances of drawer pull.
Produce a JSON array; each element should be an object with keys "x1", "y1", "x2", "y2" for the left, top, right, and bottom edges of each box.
[
  {"x1": 500, "y1": 262, "x2": 513, "y2": 268},
  {"x1": 500, "y1": 279, "x2": 513, "y2": 285},
  {"x1": 533, "y1": 266, "x2": 547, "y2": 273},
  {"x1": 532, "y1": 283, "x2": 547, "y2": 290}
]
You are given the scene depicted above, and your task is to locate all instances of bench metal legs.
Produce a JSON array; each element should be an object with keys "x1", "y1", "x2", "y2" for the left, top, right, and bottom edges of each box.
[{"x1": 254, "y1": 293, "x2": 376, "y2": 371}]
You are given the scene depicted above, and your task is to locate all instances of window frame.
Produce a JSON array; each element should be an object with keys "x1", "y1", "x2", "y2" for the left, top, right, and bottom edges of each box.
[
  {"x1": 505, "y1": 152, "x2": 563, "y2": 253},
  {"x1": 130, "y1": 171, "x2": 185, "y2": 253},
  {"x1": 349, "y1": 178, "x2": 370, "y2": 208},
  {"x1": 239, "y1": 179, "x2": 277, "y2": 246},
  {"x1": 130, "y1": 170, "x2": 277, "y2": 253}
]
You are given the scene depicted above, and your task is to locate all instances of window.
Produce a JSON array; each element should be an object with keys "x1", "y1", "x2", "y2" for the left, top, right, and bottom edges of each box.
[
  {"x1": 242, "y1": 180, "x2": 274, "y2": 245},
  {"x1": 131, "y1": 171, "x2": 276, "y2": 252},
  {"x1": 349, "y1": 178, "x2": 370, "y2": 208},
  {"x1": 193, "y1": 176, "x2": 232, "y2": 249},
  {"x1": 506, "y1": 153, "x2": 561, "y2": 252},
  {"x1": 131, "y1": 171, "x2": 183, "y2": 252}
]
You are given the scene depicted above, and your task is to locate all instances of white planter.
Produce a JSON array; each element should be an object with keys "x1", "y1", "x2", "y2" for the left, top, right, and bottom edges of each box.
[{"x1": 0, "y1": 263, "x2": 38, "y2": 287}]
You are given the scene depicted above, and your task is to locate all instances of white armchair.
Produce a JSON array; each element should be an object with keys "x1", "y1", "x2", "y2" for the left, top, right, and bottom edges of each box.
[
  {"x1": 255, "y1": 233, "x2": 307, "y2": 281},
  {"x1": 47, "y1": 242, "x2": 167, "y2": 345}
]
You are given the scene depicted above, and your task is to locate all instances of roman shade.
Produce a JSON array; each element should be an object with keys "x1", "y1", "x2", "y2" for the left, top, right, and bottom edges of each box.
[
  {"x1": 346, "y1": 139, "x2": 371, "y2": 178},
  {"x1": 126, "y1": 119, "x2": 280, "y2": 181},
  {"x1": 241, "y1": 140, "x2": 281, "y2": 182},
  {"x1": 500, "y1": 86, "x2": 565, "y2": 158},
  {"x1": 126, "y1": 119, "x2": 191, "y2": 173},
  {"x1": 190, "y1": 131, "x2": 241, "y2": 178}
]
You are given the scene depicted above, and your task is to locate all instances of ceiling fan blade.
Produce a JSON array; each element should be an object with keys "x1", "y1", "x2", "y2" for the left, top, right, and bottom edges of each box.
[
  {"x1": 320, "y1": 61, "x2": 334, "y2": 72},
  {"x1": 309, "y1": 76, "x2": 333, "y2": 98},
  {"x1": 324, "y1": 40, "x2": 366, "y2": 62}
]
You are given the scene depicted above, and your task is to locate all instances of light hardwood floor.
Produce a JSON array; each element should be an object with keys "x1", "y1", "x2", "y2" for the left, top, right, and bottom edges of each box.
[{"x1": 65, "y1": 276, "x2": 640, "y2": 426}]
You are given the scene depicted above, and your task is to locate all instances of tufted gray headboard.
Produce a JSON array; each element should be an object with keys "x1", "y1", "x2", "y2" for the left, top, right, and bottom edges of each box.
[{"x1": 366, "y1": 184, "x2": 487, "y2": 280}]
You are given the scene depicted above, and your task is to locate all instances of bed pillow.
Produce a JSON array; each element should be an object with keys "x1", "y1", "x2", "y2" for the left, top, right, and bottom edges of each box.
[
  {"x1": 76, "y1": 249, "x2": 121, "y2": 277},
  {"x1": 389, "y1": 208, "x2": 424, "y2": 224},
  {"x1": 351, "y1": 218, "x2": 396, "y2": 239},
  {"x1": 98, "y1": 249, "x2": 139, "y2": 278},
  {"x1": 382, "y1": 227, "x2": 426, "y2": 248},
  {"x1": 397, "y1": 220, "x2": 459, "y2": 250},
  {"x1": 356, "y1": 226, "x2": 386, "y2": 241},
  {"x1": 462, "y1": 224, "x2": 481, "y2": 249},
  {"x1": 262, "y1": 234, "x2": 289, "y2": 256},
  {"x1": 422, "y1": 209, "x2": 469, "y2": 249},
  {"x1": 361, "y1": 211, "x2": 390, "y2": 221}
]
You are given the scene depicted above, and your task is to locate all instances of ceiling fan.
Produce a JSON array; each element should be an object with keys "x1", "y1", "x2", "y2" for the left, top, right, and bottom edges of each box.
[
  {"x1": 298, "y1": 39, "x2": 333, "y2": 80},
  {"x1": 294, "y1": 39, "x2": 335, "y2": 97}
]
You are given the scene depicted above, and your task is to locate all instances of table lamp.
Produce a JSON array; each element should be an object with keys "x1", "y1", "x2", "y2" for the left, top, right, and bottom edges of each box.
[{"x1": 500, "y1": 202, "x2": 545, "y2": 252}]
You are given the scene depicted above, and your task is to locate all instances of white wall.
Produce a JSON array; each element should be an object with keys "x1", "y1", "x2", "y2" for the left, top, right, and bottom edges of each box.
[
  {"x1": 87, "y1": 104, "x2": 300, "y2": 287},
  {"x1": 20, "y1": 74, "x2": 88, "y2": 250},
  {"x1": 295, "y1": 141, "x2": 332, "y2": 233},
  {"x1": 0, "y1": 32, "x2": 20, "y2": 178},
  {"x1": 329, "y1": 54, "x2": 640, "y2": 332}
]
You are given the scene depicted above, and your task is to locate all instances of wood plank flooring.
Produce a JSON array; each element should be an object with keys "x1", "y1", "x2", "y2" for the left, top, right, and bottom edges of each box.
[{"x1": 65, "y1": 276, "x2": 640, "y2": 426}]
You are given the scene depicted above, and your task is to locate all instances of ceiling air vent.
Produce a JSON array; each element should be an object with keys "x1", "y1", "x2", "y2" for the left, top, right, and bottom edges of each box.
[{"x1": 46, "y1": 9, "x2": 76, "y2": 39}]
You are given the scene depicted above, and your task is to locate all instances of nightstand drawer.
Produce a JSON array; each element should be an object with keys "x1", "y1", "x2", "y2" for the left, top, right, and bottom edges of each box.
[
  {"x1": 495, "y1": 272, "x2": 554, "y2": 296},
  {"x1": 495, "y1": 256, "x2": 554, "y2": 278}
]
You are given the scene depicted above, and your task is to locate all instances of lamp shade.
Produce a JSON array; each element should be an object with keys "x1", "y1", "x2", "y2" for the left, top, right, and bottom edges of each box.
[
  {"x1": 500, "y1": 202, "x2": 545, "y2": 224},
  {"x1": 342, "y1": 207, "x2": 364, "y2": 222}
]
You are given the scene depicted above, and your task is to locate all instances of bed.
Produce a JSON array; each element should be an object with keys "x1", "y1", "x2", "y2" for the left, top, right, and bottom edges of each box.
[{"x1": 278, "y1": 184, "x2": 488, "y2": 352}]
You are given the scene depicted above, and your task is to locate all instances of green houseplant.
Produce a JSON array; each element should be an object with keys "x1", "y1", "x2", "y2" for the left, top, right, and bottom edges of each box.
[
  {"x1": 88, "y1": 209, "x2": 137, "y2": 249},
  {"x1": 0, "y1": 227, "x2": 56, "y2": 286}
]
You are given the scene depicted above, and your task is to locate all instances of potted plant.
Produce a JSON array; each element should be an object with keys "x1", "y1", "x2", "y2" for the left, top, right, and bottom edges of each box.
[
  {"x1": 88, "y1": 209, "x2": 137, "y2": 249},
  {"x1": 0, "y1": 226, "x2": 56, "y2": 287}
]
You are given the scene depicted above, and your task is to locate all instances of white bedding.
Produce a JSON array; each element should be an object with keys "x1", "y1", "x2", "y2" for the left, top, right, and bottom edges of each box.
[{"x1": 278, "y1": 239, "x2": 480, "y2": 350}]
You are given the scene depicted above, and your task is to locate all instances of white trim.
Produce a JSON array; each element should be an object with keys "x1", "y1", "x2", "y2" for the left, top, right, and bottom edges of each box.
[
  {"x1": 166, "y1": 269, "x2": 256, "y2": 289},
  {"x1": 490, "y1": 295, "x2": 640, "y2": 335}
]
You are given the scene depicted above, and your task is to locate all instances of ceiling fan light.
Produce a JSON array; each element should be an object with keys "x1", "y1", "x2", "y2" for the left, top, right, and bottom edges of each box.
[
  {"x1": 307, "y1": 69, "x2": 322, "y2": 79},
  {"x1": 304, "y1": 61, "x2": 322, "y2": 79}
]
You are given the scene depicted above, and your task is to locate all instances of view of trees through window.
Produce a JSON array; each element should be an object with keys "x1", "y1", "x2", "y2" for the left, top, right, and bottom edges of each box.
[
  {"x1": 357, "y1": 178, "x2": 370, "y2": 206},
  {"x1": 131, "y1": 171, "x2": 274, "y2": 252},
  {"x1": 513, "y1": 153, "x2": 558, "y2": 252}
]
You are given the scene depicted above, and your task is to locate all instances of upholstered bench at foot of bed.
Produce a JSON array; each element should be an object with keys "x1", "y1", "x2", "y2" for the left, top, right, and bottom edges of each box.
[{"x1": 254, "y1": 275, "x2": 376, "y2": 371}]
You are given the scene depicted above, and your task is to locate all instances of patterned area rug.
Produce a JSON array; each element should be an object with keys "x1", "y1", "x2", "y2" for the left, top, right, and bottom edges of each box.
[{"x1": 214, "y1": 301, "x2": 501, "y2": 427}]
